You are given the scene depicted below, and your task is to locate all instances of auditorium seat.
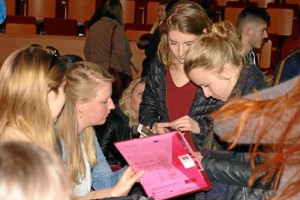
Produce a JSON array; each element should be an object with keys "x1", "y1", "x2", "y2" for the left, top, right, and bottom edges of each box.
[
  {"x1": 6, "y1": 0, "x2": 16, "y2": 15},
  {"x1": 257, "y1": 39, "x2": 272, "y2": 69},
  {"x1": 5, "y1": 15, "x2": 37, "y2": 35},
  {"x1": 43, "y1": 17, "x2": 78, "y2": 36},
  {"x1": 267, "y1": 8, "x2": 295, "y2": 37},
  {"x1": 121, "y1": 0, "x2": 135, "y2": 24},
  {"x1": 224, "y1": 2, "x2": 258, "y2": 26},
  {"x1": 146, "y1": 0, "x2": 159, "y2": 25},
  {"x1": 285, "y1": 0, "x2": 300, "y2": 7},
  {"x1": 281, "y1": 35, "x2": 300, "y2": 59},
  {"x1": 267, "y1": 3, "x2": 299, "y2": 37},
  {"x1": 217, "y1": 0, "x2": 238, "y2": 7},
  {"x1": 249, "y1": 0, "x2": 274, "y2": 8},
  {"x1": 68, "y1": 0, "x2": 96, "y2": 24},
  {"x1": 27, "y1": 0, "x2": 56, "y2": 20}
]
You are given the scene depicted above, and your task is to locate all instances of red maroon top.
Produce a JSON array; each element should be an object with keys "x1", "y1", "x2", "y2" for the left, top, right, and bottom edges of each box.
[{"x1": 166, "y1": 68, "x2": 197, "y2": 121}]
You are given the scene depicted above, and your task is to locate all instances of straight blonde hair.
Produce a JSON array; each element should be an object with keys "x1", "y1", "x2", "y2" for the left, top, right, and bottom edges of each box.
[
  {"x1": 0, "y1": 46, "x2": 66, "y2": 152},
  {"x1": 57, "y1": 61, "x2": 114, "y2": 184}
]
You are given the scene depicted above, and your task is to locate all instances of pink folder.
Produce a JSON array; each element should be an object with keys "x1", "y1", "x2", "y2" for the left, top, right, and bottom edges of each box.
[{"x1": 114, "y1": 131, "x2": 212, "y2": 200}]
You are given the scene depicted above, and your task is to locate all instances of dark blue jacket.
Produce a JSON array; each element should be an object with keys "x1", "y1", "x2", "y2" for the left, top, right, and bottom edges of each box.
[
  {"x1": 273, "y1": 48, "x2": 300, "y2": 85},
  {"x1": 202, "y1": 65, "x2": 271, "y2": 200}
]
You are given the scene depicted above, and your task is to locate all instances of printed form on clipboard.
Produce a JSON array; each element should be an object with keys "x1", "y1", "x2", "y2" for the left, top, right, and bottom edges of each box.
[{"x1": 114, "y1": 131, "x2": 212, "y2": 200}]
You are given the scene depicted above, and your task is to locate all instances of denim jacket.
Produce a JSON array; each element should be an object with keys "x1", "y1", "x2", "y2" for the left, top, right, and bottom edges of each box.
[{"x1": 60, "y1": 132, "x2": 126, "y2": 192}]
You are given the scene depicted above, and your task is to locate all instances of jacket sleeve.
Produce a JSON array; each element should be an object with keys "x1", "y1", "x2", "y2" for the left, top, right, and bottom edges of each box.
[
  {"x1": 190, "y1": 89, "x2": 219, "y2": 151},
  {"x1": 240, "y1": 66, "x2": 269, "y2": 97},
  {"x1": 95, "y1": 113, "x2": 129, "y2": 166},
  {"x1": 201, "y1": 155, "x2": 271, "y2": 190},
  {"x1": 191, "y1": 118, "x2": 213, "y2": 152},
  {"x1": 139, "y1": 58, "x2": 165, "y2": 127},
  {"x1": 92, "y1": 133, "x2": 126, "y2": 190}
]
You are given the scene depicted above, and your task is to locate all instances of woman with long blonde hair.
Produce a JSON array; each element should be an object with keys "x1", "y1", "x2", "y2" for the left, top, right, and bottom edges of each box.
[
  {"x1": 57, "y1": 61, "x2": 143, "y2": 199},
  {"x1": 0, "y1": 45, "x2": 67, "y2": 152},
  {"x1": 95, "y1": 77, "x2": 146, "y2": 167},
  {"x1": 139, "y1": 0, "x2": 215, "y2": 147}
]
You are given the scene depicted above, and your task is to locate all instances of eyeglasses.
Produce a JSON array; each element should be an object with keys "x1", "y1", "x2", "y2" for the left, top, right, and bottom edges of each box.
[{"x1": 30, "y1": 44, "x2": 61, "y2": 70}]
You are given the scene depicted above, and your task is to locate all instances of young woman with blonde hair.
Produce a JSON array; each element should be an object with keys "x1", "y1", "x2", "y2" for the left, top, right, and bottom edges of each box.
[
  {"x1": 0, "y1": 45, "x2": 67, "y2": 152},
  {"x1": 139, "y1": 0, "x2": 215, "y2": 148},
  {"x1": 118, "y1": 77, "x2": 146, "y2": 129},
  {"x1": 96, "y1": 77, "x2": 146, "y2": 167},
  {"x1": 139, "y1": 1, "x2": 217, "y2": 199},
  {"x1": 184, "y1": 21, "x2": 271, "y2": 199},
  {"x1": 57, "y1": 61, "x2": 143, "y2": 199}
]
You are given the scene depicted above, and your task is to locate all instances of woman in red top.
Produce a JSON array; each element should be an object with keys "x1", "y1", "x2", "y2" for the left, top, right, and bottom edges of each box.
[{"x1": 139, "y1": 0, "x2": 216, "y2": 146}]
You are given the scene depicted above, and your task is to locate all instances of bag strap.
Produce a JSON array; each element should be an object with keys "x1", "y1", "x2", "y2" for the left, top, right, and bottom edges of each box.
[
  {"x1": 109, "y1": 24, "x2": 118, "y2": 69},
  {"x1": 130, "y1": 60, "x2": 139, "y2": 74}
]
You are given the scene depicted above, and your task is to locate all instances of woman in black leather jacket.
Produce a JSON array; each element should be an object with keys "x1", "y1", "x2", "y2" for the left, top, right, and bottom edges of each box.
[
  {"x1": 184, "y1": 21, "x2": 274, "y2": 199},
  {"x1": 95, "y1": 77, "x2": 146, "y2": 167},
  {"x1": 139, "y1": 0, "x2": 217, "y2": 153},
  {"x1": 139, "y1": 2, "x2": 218, "y2": 199}
]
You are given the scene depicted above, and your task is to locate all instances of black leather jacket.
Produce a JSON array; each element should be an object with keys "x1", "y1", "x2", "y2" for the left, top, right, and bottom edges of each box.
[
  {"x1": 139, "y1": 56, "x2": 217, "y2": 152},
  {"x1": 201, "y1": 66, "x2": 273, "y2": 200},
  {"x1": 203, "y1": 149, "x2": 275, "y2": 200},
  {"x1": 94, "y1": 106, "x2": 131, "y2": 167}
]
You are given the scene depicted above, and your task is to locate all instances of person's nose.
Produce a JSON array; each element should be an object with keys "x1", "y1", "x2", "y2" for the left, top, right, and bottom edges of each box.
[
  {"x1": 203, "y1": 88, "x2": 212, "y2": 98},
  {"x1": 109, "y1": 98, "x2": 115, "y2": 110},
  {"x1": 178, "y1": 44, "x2": 185, "y2": 58},
  {"x1": 264, "y1": 30, "x2": 268, "y2": 39},
  {"x1": 137, "y1": 98, "x2": 142, "y2": 104}
]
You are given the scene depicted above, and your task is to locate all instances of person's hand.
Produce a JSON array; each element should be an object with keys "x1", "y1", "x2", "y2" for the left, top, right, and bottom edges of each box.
[
  {"x1": 170, "y1": 115, "x2": 200, "y2": 134},
  {"x1": 152, "y1": 122, "x2": 172, "y2": 134},
  {"x1": 194, "y1": 151, "x2": 203, "y2": 162},
  {"x1": 111, "y1": 166, "x2": 144, "y2": 197}
]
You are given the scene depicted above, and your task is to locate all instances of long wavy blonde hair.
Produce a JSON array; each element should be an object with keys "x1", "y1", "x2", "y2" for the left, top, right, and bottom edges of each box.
[
  {"x1": 0, "y1": 46, "x2": 66, "y2": 152},
  {"x1": 57, "y1": 61, "x2": 114, "y2": 184},
  {"x1": 158, "y1": 0, "x2": 213, "y2": 66}
]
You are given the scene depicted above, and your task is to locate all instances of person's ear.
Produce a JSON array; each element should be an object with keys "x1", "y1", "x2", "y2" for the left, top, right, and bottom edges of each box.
[
  {"x1": 48, "y1": 90, "x2": 56, "y2": 102},
  {"x1": 219, "y1": 64, "x2": 233, "y2": 79},
  {"x1": 203, "y1": 28, "x2": 207, "y2": 34},
  {"x1": 76, "y1": 103, "x2": 85, "y2": 119},
  {"x1": 244, "y1": 25, "x2": 253, "y2": 37},
  {"x1": 76, "y1": 102, "x2": 84, "y2": 112}
]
